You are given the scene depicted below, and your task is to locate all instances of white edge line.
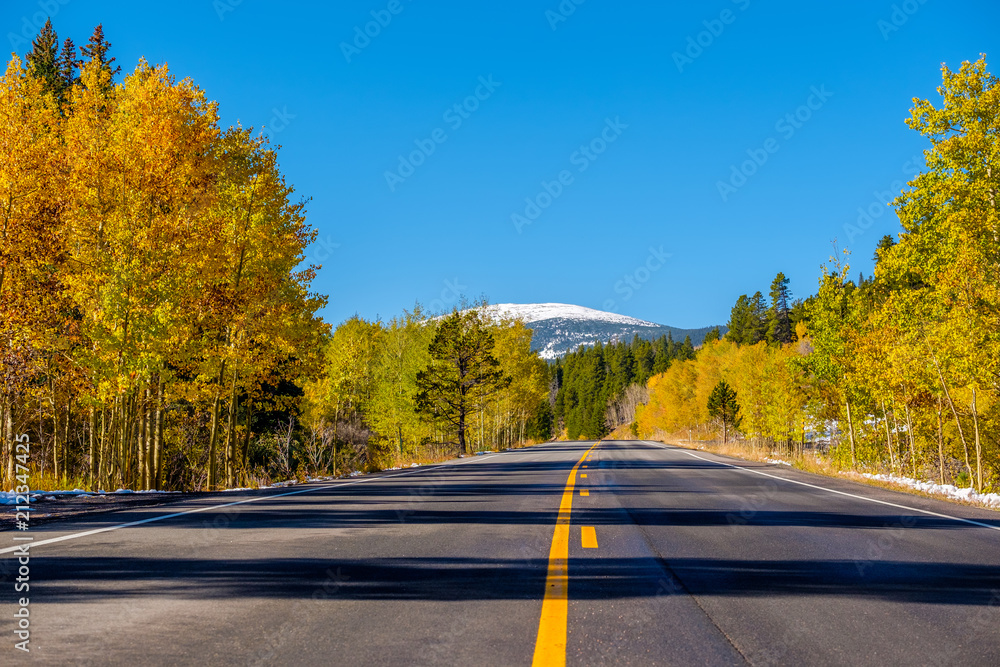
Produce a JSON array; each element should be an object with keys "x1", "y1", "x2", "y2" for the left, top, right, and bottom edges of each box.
[
  {"x1": 642, "y1": 441, "x2": 1000, "y2": 533},
  {"x1": 0, "y1": 453, "x2": 505, "y2": 555}
]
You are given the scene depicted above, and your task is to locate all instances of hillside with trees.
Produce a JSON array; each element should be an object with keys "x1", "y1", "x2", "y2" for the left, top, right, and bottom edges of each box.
[{"x1": 554, "y1": 333, "x2": 701, "y2": 439}]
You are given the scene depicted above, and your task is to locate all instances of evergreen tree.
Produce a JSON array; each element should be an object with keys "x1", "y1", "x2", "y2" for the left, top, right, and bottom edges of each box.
[
  {"x1": 680, "y1": 335, "x2": 695, "y2": 360},
  {"x1": 874, "y1": 234, "x2": 896, "y2": 265},
  {"x1": 707, "y1": 379, "x2": 741, "y2": 443},
  {"x1": 415, "y1": 309, "x2": 511, "y2": 454},
  {"x1": 635, "y1": 337, "x2": 655, "y2": 382},
  {"x1": 726, "y1": 294, "x2": 766, "y2": 345},
  {"x1": 555, "y1": 332, "x2": 693, "y2": 439},
  {"x1": 80, "y1": 24, "x2": 121, "y2": 82},
  {"x1": 702, "y1": 326, "x2": 721, "y2": 344},
  {"x1": 25, "y1": 19, "x2": 61, "y2": 98},
  {"x1": 652, "y1": 335, "x2": 671, "y2": 374},
  {"x1": 767, "y1": 272, "x2": 793, "y2": 345},
  {"x1": 749, "y1": 291, "x2": 768, "y2": 343},
  {"x1": 58, "y1": 37, "x2": 79, "y2": 96},
  {"x1": 726, "y1": 294, "x2": 750, "y2": 344}
]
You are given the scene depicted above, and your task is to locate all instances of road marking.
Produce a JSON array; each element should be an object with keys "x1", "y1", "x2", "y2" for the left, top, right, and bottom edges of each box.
[
  {"x1": 532, "y1": 441, "x2": 601, "y2": 667},
  {"x1": 0, "y1": 453, "x2": 505, "y2": 556},
  {"x1": 581, "y1": 526, "x2": 598, "y2": 548},
  {"x1": 582, "y1": 465, "x2": 588, "y2": 468},
  {"x1": 580, "y1": 490, "x2": 589, "y2": 497},
  {"x1": 644, "y1": 442, "x2": 1000, "y2": 533},
  {"x1": 580, "y1": 474, "x2": 587, "y2": 478}
]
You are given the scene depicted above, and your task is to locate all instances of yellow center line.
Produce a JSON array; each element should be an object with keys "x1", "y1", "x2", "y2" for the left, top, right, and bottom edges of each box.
[
  {"x1": 580, "y1": 489, "x2": 589, "y2": 497},
  {"x1": 531, "y1": 440, "x2": 601, "y2": 667},
  {"x1": 581, "y1": 526, "x2": 598, "y2": 549}
]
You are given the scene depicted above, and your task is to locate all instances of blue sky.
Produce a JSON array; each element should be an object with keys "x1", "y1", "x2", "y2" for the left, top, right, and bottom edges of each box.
[{"x1": 4, "y1": 0, "x2": 998, "y2": 328}]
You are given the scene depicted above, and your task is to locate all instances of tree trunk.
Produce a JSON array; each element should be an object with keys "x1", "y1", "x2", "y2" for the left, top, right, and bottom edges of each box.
[
  {"x1": 98, "y1": 404, "x2": 108, "y2": 491},
  {"x1": 240, "y1": 400, "x2": 253, "y2": 485},
  {"x1": 845, "y1": 397, "x2": 858, "y2": 468},
  {"x1": 224, "y1": 370, "x2": 239, "y2": 488},
  {"x1": 397, "y1": 424, "x2": 403, "y2": 467},
  {"x1": 89, "y1": 406, "x2": 97, "y2": 490},
  {"x1": 902, "y1": 399, "x2": 916, "y2": 479},
  {"x1": 936, "y1": 396, "x2": 945, "y2": 485},
  {"x1": 109, "y1": 395, "x2": 120, "y2": 488},
  {"x1": 881, "y1": 400, "x2": 895, "y2": 473},
  {"x1": 135, "y1": 390, "x2": 149, "y2": 490},
  {"x1": 153, "y1": 379, "x2": 164, "y2": 491},
  {"x1": 458, "y1": 411, "x2": 467, "y2": 455},
  {"x1": 929, "y1": 353, "x2": 973, "y2": 484},
  {"x1": 144, "y1": 388, "x2": 154, "y2": 490},
  {"x1": 4, "y1": 399, "x2": 13, "y2": 485},
  {"x1": 51, "y1": 380, "x2": 60, "y2": 482},
  {"x1": 285, "y1": 417, "x2": 295, "y2": 473},
  {"x1": 123, "y1": 391, "x2": 137, "y2": 489},
  {"x1": 971, "y1": 386, "x2": 982, "y2": 493},
  {"x1": 63, "y1": 398, "x2": 71, "y2": 483},
  {"x1": 207, "y1": 392, "x2": 221, "y2": 491}
]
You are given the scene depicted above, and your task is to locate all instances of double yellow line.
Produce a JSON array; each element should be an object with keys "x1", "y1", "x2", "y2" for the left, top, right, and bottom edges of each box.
[{"x1": 531, "y1": 441, "x2": 601, "y2": 666}]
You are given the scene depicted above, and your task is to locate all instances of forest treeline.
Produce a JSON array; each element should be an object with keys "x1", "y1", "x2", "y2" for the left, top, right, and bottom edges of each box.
[
  {"x1": 637, "y1": 57, "x2": 999, "y2": 492},
  {"x1": 554, "y1": 333, "x2": 701, "y2": 440}
]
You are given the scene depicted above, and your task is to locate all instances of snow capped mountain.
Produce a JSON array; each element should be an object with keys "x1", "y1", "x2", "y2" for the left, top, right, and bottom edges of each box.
[
  {"x1": 483, "y1": 303, "x2": 660, "y2": 328},
  {"x1": 482, "y1": 303, "x2": 722, "y2": 360}
]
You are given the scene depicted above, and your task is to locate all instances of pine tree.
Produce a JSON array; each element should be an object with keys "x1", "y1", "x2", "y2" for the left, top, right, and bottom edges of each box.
[
  {"x1": 726, "y1": 294, "x2": 766, "y2": 345},
  {"x1": 415, "y1": 309, "x2": 511, "y2": 454},
  {"x1": 707, "y1": 379, "x2": 741, "y2": 443},
  {"x1": 80, "y1": 24, "x2": 121, "y2": 81},
  {"x1": 680, "y1": 335, "x2": 695, "y2": 360},
  {"x1": 58, "y1": 38, "x2": 79, "y2": 96},
  {"x1": 874, "y1": 234, "x2": 896, "y2": 265},
  {"x1": 702, "y1": 326, "x2": 721, "y2": 344},
  {"x1": 25, "y1": 19, "x2": 61, "y2": 98},
  {"x1": 767, "y1": 272, "x2": 793, "y2": 345},
  {"x1": 749, "y1": 291, "x2": 768, "y2": 343},
  {"x1": 725, "y1": 295, "x2": 751, "y2": 344},
  {"x1": 652, "y1": 335, "x2": 671, "y2": 374}
]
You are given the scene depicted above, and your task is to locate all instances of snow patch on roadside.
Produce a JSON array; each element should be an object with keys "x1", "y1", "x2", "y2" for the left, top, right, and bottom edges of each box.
[
  {"x1": 855, "y1": 472, "x2": 1000, "y2": 509},
  {"x1": 1, "y1": 488, "x2": 179, "y2": 505},
  {"x1": 766, "y1": 458, "x2": 792, "y2": 466}
]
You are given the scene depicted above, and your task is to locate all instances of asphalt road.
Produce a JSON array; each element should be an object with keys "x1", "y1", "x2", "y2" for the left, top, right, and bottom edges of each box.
[{"x1": 3, "y1": 440, "x2": 1000, "y2": 666}]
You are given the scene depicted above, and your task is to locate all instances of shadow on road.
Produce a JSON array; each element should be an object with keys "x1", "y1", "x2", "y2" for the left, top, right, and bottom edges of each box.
[{"x1": 27, "y1": 555, "x2": 1000, "y2": 606}]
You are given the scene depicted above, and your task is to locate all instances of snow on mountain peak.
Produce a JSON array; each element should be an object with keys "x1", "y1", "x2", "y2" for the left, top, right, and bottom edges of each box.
[{"x1": 484, "y1": 303, "x2": 661, "y2": 327}]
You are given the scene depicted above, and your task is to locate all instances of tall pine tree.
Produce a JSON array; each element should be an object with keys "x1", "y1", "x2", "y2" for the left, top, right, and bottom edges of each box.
[
  {"x1": 707, "y1": 379, "x2": 741, "y2": 444},
  {"x1": 767, "y1": 272, "x2": 793, "y2": 344},
  {"x1": 25, "y1": 19, "x2": 61, "y2": 98},
  {"x1": 80, "y1": 24, "x2": 121, "y2": 83},
  {"x1": 57, "y1": 37, "x2": 79, "y2": 97},
  {"x1": 415, "y1": 309, "x2": 511, "y2": 454},
  {"x1": 726, "y1": 293, "x2": 767, "y2": 345}
]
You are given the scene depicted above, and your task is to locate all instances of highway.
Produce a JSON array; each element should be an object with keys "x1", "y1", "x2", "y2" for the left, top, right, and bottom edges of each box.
[{"x1": 3, "y1": 440, "x2": 1000, "y2": 666}]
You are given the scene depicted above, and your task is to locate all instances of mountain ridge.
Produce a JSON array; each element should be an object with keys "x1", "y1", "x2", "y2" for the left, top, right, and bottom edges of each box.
[{"x1": 483, "y1": 303, "x2": 723, "y2": 360}]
